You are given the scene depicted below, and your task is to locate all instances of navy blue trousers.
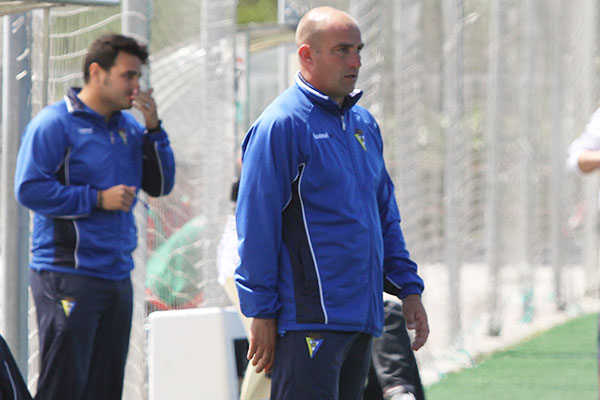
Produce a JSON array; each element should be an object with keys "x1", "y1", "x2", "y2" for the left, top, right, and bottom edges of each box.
[
  {"x1": 29, "y1": 270, "x2": 132, "y2": 400},
  {"x1": 271, "y1": 330, "x2": 373, "y2": 400}
]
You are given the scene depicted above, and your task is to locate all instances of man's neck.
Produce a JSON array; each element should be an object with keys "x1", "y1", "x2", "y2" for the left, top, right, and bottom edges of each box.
[
  {"x1": 298, "y1": 71, "x2": 344, "y2": 107},
  {"x1": 77, "y1": 86, "x2": 112, "y2": 121}
]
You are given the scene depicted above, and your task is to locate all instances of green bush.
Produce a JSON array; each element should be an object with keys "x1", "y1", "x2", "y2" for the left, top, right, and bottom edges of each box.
[{"x1": 237, "y1": 0, "x2": 277, "y2": 24}]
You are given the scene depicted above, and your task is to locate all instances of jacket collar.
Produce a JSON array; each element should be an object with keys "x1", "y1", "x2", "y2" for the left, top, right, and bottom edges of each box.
[
  {"x1": 65, "y1": 87, "x2": 122, "y2": 124},
  {"x1": 295, "y1": 71, "x2": 362, "y2": 114},
  {"x1": 65, "y1": 87, "x2": 86, "y2": 113}
]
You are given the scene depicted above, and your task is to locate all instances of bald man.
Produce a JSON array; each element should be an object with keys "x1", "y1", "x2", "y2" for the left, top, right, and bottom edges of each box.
[{"x1": 235, "y1": 7, "x2": 429, "y2": 400}]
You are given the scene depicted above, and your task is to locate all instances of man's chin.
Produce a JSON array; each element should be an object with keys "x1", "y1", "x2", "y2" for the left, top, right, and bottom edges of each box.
[{"x1": 342, "y1": 84, "x2": 356, "y2": 96}]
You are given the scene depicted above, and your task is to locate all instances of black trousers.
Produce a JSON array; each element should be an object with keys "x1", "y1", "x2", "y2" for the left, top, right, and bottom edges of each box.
[
  {"x1": 363, "y1": 300, "x2": 425, "y2": 400},
  {"x1": 0, "y1": 334, "x2": 32, "y2": 400},
  {"x1": 29, "y1": 270, "x2": 133, "y2": 400}
]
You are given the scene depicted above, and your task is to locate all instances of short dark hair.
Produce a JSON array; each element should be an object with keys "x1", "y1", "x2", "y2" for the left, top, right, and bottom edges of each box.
[{"x1": 83, "y1": 33, "x2": 149, "y2": 83}]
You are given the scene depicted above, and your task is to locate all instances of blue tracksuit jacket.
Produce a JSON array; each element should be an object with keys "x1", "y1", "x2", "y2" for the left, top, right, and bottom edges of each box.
[
  {"x1": 14, "y1": 88, "x2": 175, "y2": 280},
  {"x1": 235, "y1": 73, "x2": 423, "y2": 336}
]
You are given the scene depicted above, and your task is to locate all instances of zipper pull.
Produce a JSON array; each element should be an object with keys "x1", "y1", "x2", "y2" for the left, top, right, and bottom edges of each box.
[
  {"x1": 110, "y1": 131, "x2": 115, "y2": 144},
  {"x1": 340, "y1": 115, "x2": 346, "y2": 131}
]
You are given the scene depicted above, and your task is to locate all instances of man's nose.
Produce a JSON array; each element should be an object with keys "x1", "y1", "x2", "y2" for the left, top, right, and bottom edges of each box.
[{"x1": 349, "y1": 52, "x2": 361, "y2": 69}]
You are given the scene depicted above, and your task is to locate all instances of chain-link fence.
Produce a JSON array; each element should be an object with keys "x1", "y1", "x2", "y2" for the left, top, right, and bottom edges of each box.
[{"x1": 246, "y1": 0, "x2": 600, "y2": 384}]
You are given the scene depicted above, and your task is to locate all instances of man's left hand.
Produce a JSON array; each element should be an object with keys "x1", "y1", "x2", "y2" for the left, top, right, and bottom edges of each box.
[{"x1": 401, "y1": 294, "x2": 429, "y2": 351}]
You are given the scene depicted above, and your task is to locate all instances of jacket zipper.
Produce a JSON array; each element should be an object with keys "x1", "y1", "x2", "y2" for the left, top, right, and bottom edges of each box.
[{"x1": 341, "y1": 111, "x2": 376, "y2": 329}]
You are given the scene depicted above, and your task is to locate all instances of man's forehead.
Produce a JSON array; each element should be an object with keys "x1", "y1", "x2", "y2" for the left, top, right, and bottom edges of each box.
[
  {"x1": 323, "y1": 22, "x2": 361, "y2": 41},
  {"x1": 113, "y1": 53, "x2": 141, "y2": 69},
  {"x1": 326, "y1": 32, "x2": 363, "y2": 49},
  {"x1": 115, "y1": 52, "x2": 141, "y2": 63}
]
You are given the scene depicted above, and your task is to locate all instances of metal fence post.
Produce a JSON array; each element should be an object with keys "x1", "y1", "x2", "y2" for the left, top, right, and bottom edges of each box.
[
  {"x1": 442, "y1": 0, "x2": 464, "y2": 345},
  {"x1": 1, "y1": 12, "x2": 32, "y2": 372},
  {"x1": 121, "y1": 2, "x2": 152, "y2": 398}
]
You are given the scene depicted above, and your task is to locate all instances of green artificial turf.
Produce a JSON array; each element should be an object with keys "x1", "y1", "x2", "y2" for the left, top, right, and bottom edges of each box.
[{"x1": 425, "y1": 313, "x2": 598, "y2": 399}]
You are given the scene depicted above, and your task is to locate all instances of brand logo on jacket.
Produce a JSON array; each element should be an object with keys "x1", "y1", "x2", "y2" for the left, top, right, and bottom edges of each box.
[
  {"x1": 312, "y1": 132, "x2": 330, "y2": 140},
  {"x1": 354, "y1": 129, "x2": 366, "y2": 151},
  {"x1": 78, "y1": 127, "x2": 93, "y2": 134}
]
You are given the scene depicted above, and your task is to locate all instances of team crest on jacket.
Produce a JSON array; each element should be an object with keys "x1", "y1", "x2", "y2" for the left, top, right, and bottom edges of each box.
[
  {"x1": 306, "y1": 336, "x2": 323, "y2": 358},
  {"x1": 118, "y1": 129, "x2": 128, "y2": 145},
  {"x1": 354, "y1": 129, "x2": 366, "y2": 151}
]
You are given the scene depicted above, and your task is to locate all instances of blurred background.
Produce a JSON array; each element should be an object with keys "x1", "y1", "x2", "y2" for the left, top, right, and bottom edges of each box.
[{"x1": 1, "y1": 0, "x2": 599, "y2": 398}]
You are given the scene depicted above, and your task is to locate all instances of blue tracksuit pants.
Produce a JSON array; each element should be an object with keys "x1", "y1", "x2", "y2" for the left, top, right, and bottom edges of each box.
[
  {"x1": 29, "y1": 269, "x2": 132, "y2": 400},
  {"x1": 271, "y1": 330, "x2": 373, "y2": 400}
]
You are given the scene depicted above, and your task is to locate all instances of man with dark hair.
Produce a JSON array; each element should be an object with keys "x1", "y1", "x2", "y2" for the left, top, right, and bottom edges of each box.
[
  {"x1": 83, "y1": 34, "x2": 149, "y2": 83},
  {"x1": 235, "y1": 6, "x2": 428, "y2": 400},
  {"x1": 14, "y1": 33, "x2": 175, "y2": 400}
]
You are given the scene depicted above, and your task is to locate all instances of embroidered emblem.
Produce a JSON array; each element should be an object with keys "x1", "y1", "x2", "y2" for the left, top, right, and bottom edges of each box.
[
  {"x1": 61, "y1": 298, "x2": 76, "y2": 317},
  {"x1": 78, "y1": 127, "x2": 93, "y2": 134},
  {"x1": 306, "y1": 336, "x2": 323, "y2": 359},
  {"x1": 354, "y1": 129, "x2": 366, "y2": 151},
  {"x1": 117, "y1": 129, "x2": 128, "y2": 145}
]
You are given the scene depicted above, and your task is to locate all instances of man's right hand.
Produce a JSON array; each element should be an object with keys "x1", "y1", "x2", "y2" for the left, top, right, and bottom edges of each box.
[
  {"x1": 247, "y1": 317, "x2": 277, "y2": 374},
  {"x1": 98, "y1": 185, "x2": 136, "y2": 211}
]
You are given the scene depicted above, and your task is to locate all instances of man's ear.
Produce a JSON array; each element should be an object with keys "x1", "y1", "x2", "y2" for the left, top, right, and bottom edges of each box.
[
  {"x1": 87, "y1": 62, "x2": 103, "y2": 83},
  {"x1": 298, "y1": 44, "x2": 312, "y2": 66}
]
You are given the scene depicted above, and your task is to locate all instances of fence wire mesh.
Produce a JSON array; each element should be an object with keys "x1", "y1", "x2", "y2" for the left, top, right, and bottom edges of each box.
[{"x1": 0, "y1": 0, "x2": 598, "y2": 397}]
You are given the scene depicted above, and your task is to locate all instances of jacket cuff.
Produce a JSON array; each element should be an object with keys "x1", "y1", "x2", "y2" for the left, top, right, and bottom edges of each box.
[
  {"x1": 145, "y1": 129, "x2": 167, "y2": 141},
  {"x1": 399, "y1": 283, "x2": 423, "y2": 299},
  {"x1": 91, "y1": 188, "x2": 101, "y2": 210},
  {"x1": 236, "y1": 282, "x2": 280, "y2": 319},
  {"x1": 146, "y1": 119, "x2": 162, "y2": 134}
]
